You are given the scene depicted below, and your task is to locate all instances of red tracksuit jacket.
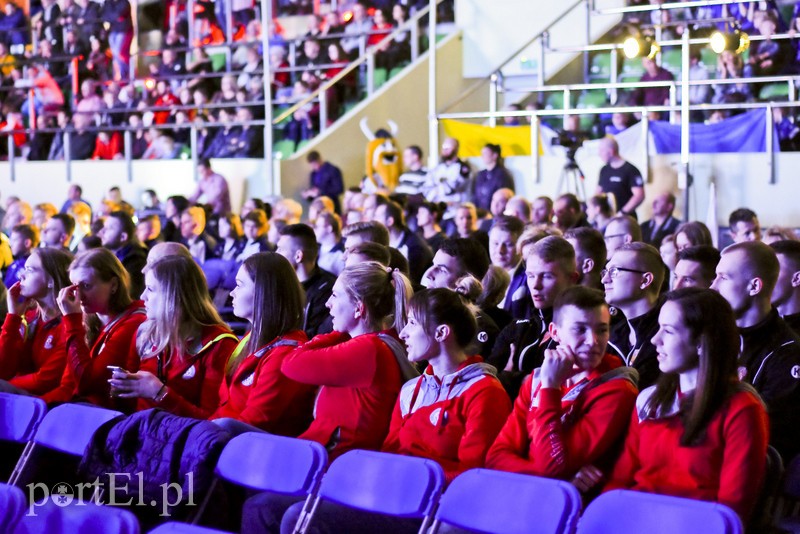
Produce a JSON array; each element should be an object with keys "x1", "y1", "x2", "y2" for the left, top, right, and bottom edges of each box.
[
  {"x1": 0, "y1": 311, "x2": 67, "y2": 395},
  {"x1": 486, "y1": 353, "x2": 639, "y2": 479},
  {"x1": 281, "y1": 330, "x2": 404, "y2": 460},
  {"x1": 604, "y1": 384, "x2": 769, "y2": 523},
  {"x1": 42, "y1": 301, "x2": 146, "y2": 410},
  {"x1": 136, "y1": 324, "x2": 239, "y2": 418},
  {"x1": 210, "y1": 330, "x2": 317, "y2": 436},
  {"x1": 382, "y1": 356, "x2": 511, "y2": 483}
]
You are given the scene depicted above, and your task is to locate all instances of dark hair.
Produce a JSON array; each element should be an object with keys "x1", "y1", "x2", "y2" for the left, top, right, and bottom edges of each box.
[
  {"x1": 417, "y1": 201, "x2": 443, "y2": 223},
  {"x1": 607, "y1": 214, "x2": 642, "y2": 242},
  {"x1": 348, "y1": 241, "x2": 391, "y2": 265},
  {"x1": 553, "y1": 286, "x2": 608, "y2": 325},
  {"x1": 588, "y1": 194, "x2": 615, "y2": 217},
  {"x1": 342, "y1": 221, "x2": 390, "y2": 246},
  {"x1": 32, "y1": 247, "x2": 73, "y2": 304},
  {"x1": 306, "y1": 150, "x2": 321, "y2": 163},
  {"x1": 381, "y1": 200, "x2": 405, "y2": 228},
  {"x1": 675, "y1": 221, "x2": 713, "y2": 248},
  {"x1": 230, "y1": 253, "x2": 305, "y2": 374},
  {"x1": 677, "y1": 245, "x2": 720, "y2": 283},
  {"x1": 729, "y1": 207, "x2": 758, "y2": 228},
  {"x1": 280, "y1": 223, "x2": 318, "y2": 262},
  {"x1": 80, "y1": 235, "x2": 102, "y2": 250},
  {"x1": 645, "y1": 288, "x2": 740, "y2": 446},
  {"x1": 243, "y1": 208, "x2": 268, "y2": 229},
  {"x1": 483, "y1": 143, "x2": 501, "y2": 157},
  {"x1": 438, "y1": 238, "x2": 490, "y2": 279},
  {"x1": 564, "y1": 227, "x2": 607, "y2": 273},
  {"x1": 108, "y1": 211, "x2": 138, "y2": 246},
  {"x1": 770, "y1": 239, "x2": 800, "y2": 272},
  {"x1": 167, "y1": 195, "x2": 189, "y2": 214},
  {"x1": 529, "y1": 236, "x2": 577, "y2": 275},
  {"x1": 724, "y1": 240, "x2": 780, "y2": 295},
  {"x1": 405, "y1": 145, "x2": 423, "y2": 159},
  {"x1": 616, "y1": 242, "x2": 666, "y2": 292},
  {"x1": 197, "y1": 157, "x2": 211, "y2": 169},
  {"x1": 51, "y1": 213, "x2": 76, "y2": 236},
  {"x1": 408, "y1": 288, "x2": 477, "y2": 349},
  {"x1": 12, "y1": 224, "x2": 39, "y2": 248},
  {"x1": 490, "y1": 215, "x2": 525, "y2": 238},
  {"x1": 245, "y1": 198, "x2": 266, "y2": 212},
  {"x1": 219, "y1": 212, "x2": 244, "y2": 239},
  {"x1": 388, "y1": 247, "x2": 410, "y2": 277},
  {"x1": 316, "y1": 211, "x2": 342, "y2": 237},
  {"x1": 556, "y1": 193, "x2": 581, "y2": 212}
]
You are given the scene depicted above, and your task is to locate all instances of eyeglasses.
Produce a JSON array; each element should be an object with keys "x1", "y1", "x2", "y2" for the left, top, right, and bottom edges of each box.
[{"x1": 601, "y1": 266, "x2": 649, "y2": 279}]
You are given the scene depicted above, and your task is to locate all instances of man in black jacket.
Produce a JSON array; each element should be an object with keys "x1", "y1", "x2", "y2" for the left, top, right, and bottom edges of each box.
[
  {"x1": 712, "y1": 240, "x2": 800, "y2": 460},
  {"x1": 603, "y1": 242, "x2": 664, "y2": 390},
  {"x1": 276, "y1": 223, "x2": 335, "y2": 339},
  {"x1": 100, "y1": 211, "x2": 147, "y2": 299},
  {"x1": 374, "y1": 200, "x2": 432, "y2": 285}
]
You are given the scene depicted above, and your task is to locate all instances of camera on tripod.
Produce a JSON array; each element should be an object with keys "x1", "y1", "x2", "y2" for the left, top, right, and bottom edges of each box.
[{"x1": 551, "y1": 130, "x2": 588, "y2": 161}]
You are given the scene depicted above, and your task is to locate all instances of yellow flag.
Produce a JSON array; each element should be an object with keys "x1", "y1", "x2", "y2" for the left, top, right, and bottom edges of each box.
[{"x1": 441, "y1": 120, "x2": 544, "y2": 157}]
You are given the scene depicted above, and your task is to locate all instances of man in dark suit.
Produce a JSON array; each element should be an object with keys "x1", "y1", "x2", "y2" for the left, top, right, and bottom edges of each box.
[{"x1": 640, "y1": 192, "x2": 681, "y2": 249}]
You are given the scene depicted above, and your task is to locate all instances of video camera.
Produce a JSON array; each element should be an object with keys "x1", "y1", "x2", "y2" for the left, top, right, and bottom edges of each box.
[{"x1": 551, "y1": 130, "x2": 588, "y2": 161}]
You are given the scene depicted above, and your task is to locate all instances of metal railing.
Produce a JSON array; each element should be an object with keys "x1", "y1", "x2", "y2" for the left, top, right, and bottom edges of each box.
[{"x1": 272, "y1": 0, "x2": 444, "y2": 134}]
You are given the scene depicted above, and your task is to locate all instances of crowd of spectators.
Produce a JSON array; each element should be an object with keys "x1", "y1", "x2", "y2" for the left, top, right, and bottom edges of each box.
[
  {"x1": 0, "y1": 127, "x2": 795, "y2": 530},
  {"x1": 0, "y1": 0, "x2": 454, "y2": 162}
]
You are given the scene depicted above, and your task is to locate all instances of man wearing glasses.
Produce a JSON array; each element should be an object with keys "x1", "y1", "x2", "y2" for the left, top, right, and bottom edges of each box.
[
  {"x1": 602, "y1": 242, "x2": 665, "y2": 389},
  {"x1": 603, "y1": 215, "x2": 641, "y2": 258}
]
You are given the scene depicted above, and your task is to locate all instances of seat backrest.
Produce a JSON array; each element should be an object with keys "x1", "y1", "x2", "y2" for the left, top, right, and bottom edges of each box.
[
  {"x1": 33, "y1": 404, "x2": 123, "y2": 456},
  {"x1": 148, "y1": 521, "x2": 229, "y2": 533},
  {"x1": 578, "y1": 489, "x2": 743, "y2": 534},
  {"x1": 14, "y1": 501, "x2": 140, "y2": 534},
  {"x1": 316, "y1": 450, "x2": 444, "y2": 518},
  {"x1": 433, "y1": 469, "x2": 581, "y2": 534},
  {"x1": 784, "y1": 453, "x2": 800, "y2": 499},
  {"x1": 215, "y1": 433, "x2": 327, "y2": 496},
  {"x1": 0, "y1": 393, "x2": 47, "y2": 443},
  {"x1": 0, "y1": 483, "x2": 26, "y2": 532}
]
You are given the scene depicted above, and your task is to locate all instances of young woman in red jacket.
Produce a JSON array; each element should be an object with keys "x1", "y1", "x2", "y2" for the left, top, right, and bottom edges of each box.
[
  {"x1": 274, "y1": 288, "x2": 514, "y2": 534},
  {"x1": 45, "y1": 248, "x2": 146, "y2": 410},
  {"x1": 0, "y1": 248, "x2": 73, "y2": 395},
  {"x1": 209, "y1": 252, "x2": 317, "y2": 436},
  {"x1": 108, "y1": 255, "x2": 238, "y2": 417},
  {"x1": 280, "y1": 261, "x2": 415, "y2": 460},
  {"x1": 603, "y1": 288, "x2": 769, "y2": 524},
  {"x1": 486, "y1": 286, "x2": 639, "y2": 485}
]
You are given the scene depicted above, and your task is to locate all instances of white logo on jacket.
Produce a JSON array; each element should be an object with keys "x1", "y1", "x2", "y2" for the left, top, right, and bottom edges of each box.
[
  {"x1": 429, "y1": 408, "x2": 442, "y2": 426},
  {"x1": 182, "y1": 365, "x2": 196, "y2": 379}
]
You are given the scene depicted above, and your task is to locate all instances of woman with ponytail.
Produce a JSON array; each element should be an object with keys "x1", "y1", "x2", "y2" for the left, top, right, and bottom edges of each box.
[{"x1": 281, "y1": 261, "x2": 416, "y2": 459}]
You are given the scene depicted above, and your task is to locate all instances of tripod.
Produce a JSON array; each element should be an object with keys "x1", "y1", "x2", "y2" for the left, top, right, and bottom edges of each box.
[{"x1": 557, "y1": 157, "x2": 587, "y2": 202}]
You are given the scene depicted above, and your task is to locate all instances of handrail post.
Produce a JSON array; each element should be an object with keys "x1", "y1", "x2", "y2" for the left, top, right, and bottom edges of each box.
[
  {"x1": 226, "y1": 0, "x2": 233, "y2": 46},
  {"x1": 584, "y1": 0, "x2": 591, "y2": 83},
  {"x1": 489, "y1": 73, "x2": 499, "y2": 128},
  {"x1": 410, "y1": 22, "x2": 419, "y2": 61},
  {"x1": 128, "y1": 54, "x2": 135, "y2": 83},
  {"x1": 790, "y1": 79, "x2": 796, "y2": 102},
  {"x1": 190, "y1": 125, "x2": 198, "y2": 181},
  {"x1": 225, "y1": 47, "x2": 232, "y2": 72},
  {"x1": 563, "y1": 87, "x2": 571, "y2": 128},
  {"x1": 8, "y1": 134, "x2": 15, "y2": 183},
  {"x1": 532, "y1": 114, "x2": 540, "y2": 184},
  {"x1": 642, "y1": 113, "x2": 650, "y2": 184},
  {"x1": 610, "y1": 48, "x2": 618, "y2": 104},
  {"x1": 319, "y1": 90, "x2": 328, "y2": 133},
  {"x1": 359, "y1": 36, "x2": 367, "y2": 59},
  {"x1": 428, "y1": 0, "x2": 439, "y2": 168},
  {"x1": 64, "y1": 131, "x2": 72, "y2": 183},
  {"x1": 679, "y1": 28, "x2": 691, "y2": 221},
  {"x1": 188, "y1": 0, "x2": 195, "y2": 47},
  {"x1": 260, "y1": 0, "x2": 274, "y2": 170},
  {"x1": 538, "y1": 33, "x2": 547, "y2": 87},
  {"x1": 367, "y1": 53, "x2": 375, "y2": 96},
  {"x1": 669, "y1": 82, "x2": 677, "y2": 123},
  {"x1": 766, "y1": 104, "x2": 775, "y2": 184},
  {"x1": 124, "y1": 129, "x2": 133, "y2": 182}
]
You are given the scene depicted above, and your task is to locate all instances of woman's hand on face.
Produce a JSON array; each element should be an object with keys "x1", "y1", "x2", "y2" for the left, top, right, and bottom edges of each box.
[
  {"x1": 108, "y1": 370, "x2": 164, "y2": 399},
  {"x1": 7, "y1": 282, "x2": 32, "y2": 317},
  {"x1": 56, "y1": 284, "x2": 82, "y2": 316}
]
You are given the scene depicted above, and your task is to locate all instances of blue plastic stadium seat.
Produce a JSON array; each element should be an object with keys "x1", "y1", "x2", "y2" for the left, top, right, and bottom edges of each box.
[
  {"x1": 8, "y1": 404, "x2": 123, "y2": 486},
  {"x1": 0, "y1": 483, "x2": 25, "y2": 532},
  {"x1": 430, "y1": 469, "x2": 581, "y2": 534},
  {"x1": 0, "y1": 393, "x2": 46, "y2": 443},
  {"x1": 292, "y1": 450, "x2": 444, "y2": 533},
  {"x1": 14, "y1": 501, "x2": 140, "y2": 534},
  {"x1": 577, "y1": 489, "x2": 743, "y2": 534},
  {"x1": 149, "y1": 522, "x2": 231, "y2": 533}
]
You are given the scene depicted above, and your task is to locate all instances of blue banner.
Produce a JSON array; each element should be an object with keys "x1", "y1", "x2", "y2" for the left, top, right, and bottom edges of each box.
[{"x1": 649, "y1": 110, "x2": 779, "y2": 153}]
